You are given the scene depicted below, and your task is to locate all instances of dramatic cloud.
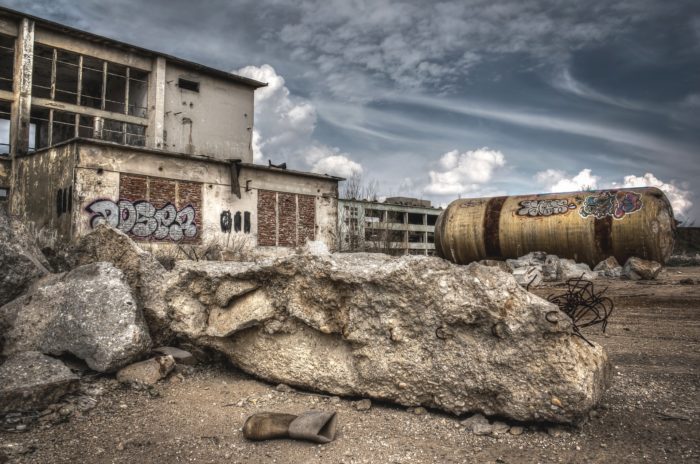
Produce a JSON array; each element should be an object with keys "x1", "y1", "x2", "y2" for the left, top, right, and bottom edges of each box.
[
  {"x1": 425, "y1": 148, "x2": 506, "y2": 196},
  {"x1": 535, "y1": 168, "x2": 600, "y2": 192},
  {"x1": 235, "y1": 64, "x2": 362, "y2": 177}
]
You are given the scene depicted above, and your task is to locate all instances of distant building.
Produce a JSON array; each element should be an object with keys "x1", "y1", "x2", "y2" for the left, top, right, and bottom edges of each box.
[
  {"x1": 0, "y1": 7, "x2": 340, "y2": 250},
  {"x1": 338, "y1": 197, "x2": 441, "y2": 255}
]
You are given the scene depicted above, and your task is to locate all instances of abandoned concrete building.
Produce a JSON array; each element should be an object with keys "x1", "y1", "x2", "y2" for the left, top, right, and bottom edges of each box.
[
  {"x1": 338, "y1": 197, "x2": 441, "y2": 255},
  {"x1": 0, "y1": 7, "x2": 340, "y2": 250}
]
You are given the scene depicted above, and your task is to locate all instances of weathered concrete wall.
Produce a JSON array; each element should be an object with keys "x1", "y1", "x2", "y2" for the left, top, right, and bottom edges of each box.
[
  {"x1": 163, "y1": 63, "x2": 254, "y2": 162},
  {"x1": 71, "y1": 142, "x2": 337, "y2": 249},
  {"x1": 11, "y1": 144, "x2": 76, "y2": 246}
]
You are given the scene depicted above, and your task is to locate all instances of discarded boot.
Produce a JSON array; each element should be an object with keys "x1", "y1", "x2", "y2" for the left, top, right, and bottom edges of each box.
[{"x1": 243, "y1": 410, "x2": 338, "y2": 443}]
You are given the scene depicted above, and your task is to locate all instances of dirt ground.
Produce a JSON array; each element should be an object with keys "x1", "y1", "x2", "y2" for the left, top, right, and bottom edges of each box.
[{"x1": 1, "y1": 267, "x2": 699, "y2": 464}]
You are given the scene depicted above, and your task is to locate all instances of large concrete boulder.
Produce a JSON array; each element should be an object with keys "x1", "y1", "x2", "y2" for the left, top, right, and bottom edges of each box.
[
  {"x1": 0, "y1": 209, "x2": 51, "y2": 306},
  {"x1": 67, "y1": 224, "x2": 170, "y2": 343},
  {"x1": 160, "y1": 253, "x2": 610, "y2": 423},
  {"x1": 0, "y1": 351, "x2": 78, "y2": 413},
  {"x1": 0, "y1": 262, "x2": 151, "y2": 372}
]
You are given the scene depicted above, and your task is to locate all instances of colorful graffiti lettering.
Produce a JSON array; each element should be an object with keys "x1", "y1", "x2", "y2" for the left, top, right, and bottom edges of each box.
[
  {"x1": 517, "y1": 199, "x2": 576, "y2": 217},
  {"x1": 85, "y1": 199, "x2": 197, "y2": 240},
  {"x1": 579, "y1": 191, "x2": 643, "y2": 220}
]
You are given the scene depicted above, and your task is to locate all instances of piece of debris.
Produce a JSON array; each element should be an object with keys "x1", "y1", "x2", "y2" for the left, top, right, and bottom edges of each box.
[
  {"x1": 0, "y1": 208, "x2": 51, "y2": 306},
  {"x1": 558, "y1": 259, "x2": 597, "y2": 281},
  {"x1": 461, "y1": 413, "x2": 492, "y2": 435},
  {"x1": 509, "y1": 425, "x2": 524, "y2": 436},
  {"x1": 242, "y1": 411, "x2": 338, "y2": 443},
  {"x1": 477, "y1": 259, "x2": 511, "y2": 274},
  {"x1": 511, "y1": 266, "x2": 543, "y2": 288},
  {"x1": 116, "y1": 355, "x2": 175, "y2": 386},
  {"x1": 158, "y1": 253, "x2": 609, "y2": 423},
  {"x1": 547, "y1": 276, "x2": 614, "y2": 345},
  {"x1": 152, "y1": 347, "x2": 197, "y2": 365},
  {"x1": 0, "y1": 351, "x2": 78, "y2": 413},
  {"x1": 594, "y1": 256, "x2": 623, "y2": 278},
  {"x1": 352, "y1": 399, "x2": 372, "y2": 411},
  {"x1": 622, "y1": 257, "x2": 663, "y2": 280},
  {"x1": 0, "y1": 262, "x2": 152, "y2": 372},
  {"x1": 679, "y1": 278, "x2": 696, "y2": 285}
]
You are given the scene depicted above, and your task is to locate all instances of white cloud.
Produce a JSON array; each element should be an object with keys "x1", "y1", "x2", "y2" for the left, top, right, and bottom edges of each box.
[
  {"x1": 235, "y1": 64, "x2": 363, "y2": 173},
  {"x1": 536, "y1": 168, "x2": 600, "y2": 192},
  {"x1": 534, "y1": 169, "x2": 693, "y2": 218},
  {"x1": 617, "y1": 173, "x2": 693, "y2": 219},
  {"x1": 425, "y1": 147, "x2": 505, "y2": 195}
]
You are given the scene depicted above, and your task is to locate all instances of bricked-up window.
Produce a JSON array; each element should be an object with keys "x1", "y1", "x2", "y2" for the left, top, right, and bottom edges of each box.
[
  {"x1": 0, "y1": 34, "x2": 14, "y2": 92},
  {"x1": 257, "y1": 190, "x2": 316, "y2": 247}
]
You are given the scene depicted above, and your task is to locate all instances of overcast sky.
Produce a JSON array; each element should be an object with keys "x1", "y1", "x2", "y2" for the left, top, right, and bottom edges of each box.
[{"x1": 2, "y1": 0, "x2": 698, "y2": 220}]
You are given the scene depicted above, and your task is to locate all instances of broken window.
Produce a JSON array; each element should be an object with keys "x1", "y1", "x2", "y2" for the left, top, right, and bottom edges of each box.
[
  {"x1": 0, "y1": 100, "x2": 10, "y2": 156},
  {"x1": 80, "y1": 55, "x2": 104, "y2": 109},
  {"x1": 427, "y1": 214, "x2": 438, "y2": 226},
  {"x1": 105, "y1": 63, "x2": 127, "y2": 113},
  {"x1": 426, "y1": 232, "x2": 435, "y2": 244},
  {"x1": 365, "y1": 209, "x2": 382, "y2": 223},
  {"x1": 386, "y1": 211, "x2": 404, "y2": 223},
  {"x1": 32, "y1": 44, "x2": 54, "y2": 99},
  {"x1": 388, "y1": 230, "x2": 405, "y2": 243},
  {"x1": 54, "y1": 50, "x2": 80, "y2": 104},
  {"x1": 408, "y1": 231, "x2": 424, "y2": 243},
  {"x1": 29, "y1": 106, "x2": 50, "y2": 151},
  {"x1": 128, "y1": 69, "x2": 148, "y2": 117},
  {"x1": 0, "y1": 35, "x2": 14, "y2": 92},
  {"x1": 52, "y1": 109, "x2": 77, "y2": 145},
  {"x1": 407, "y1": 213, "x2": 424, "y2": 225},
  {"x1": 178, "y1": 78, "x2": 199, "y2": 92}
]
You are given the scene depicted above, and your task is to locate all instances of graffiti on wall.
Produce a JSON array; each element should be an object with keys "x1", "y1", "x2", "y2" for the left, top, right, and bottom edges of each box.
[
  {"x1": 86, "y1": 199, "x2": 197, "y2": 240},
  {"x1": 579, "y1": 191, "x2": 642, "y2": 220},
  {"x1": 220, "y1": 210, "x2": 251, "y2": 233},
  {"x1": 517, "y1": 199, "x2": 576, "y2": 217}
]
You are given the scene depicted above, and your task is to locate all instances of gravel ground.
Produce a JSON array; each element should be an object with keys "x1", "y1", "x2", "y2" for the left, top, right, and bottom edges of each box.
[{"x1": 1, "y1": 267, "x2": 698, "y2": 464}]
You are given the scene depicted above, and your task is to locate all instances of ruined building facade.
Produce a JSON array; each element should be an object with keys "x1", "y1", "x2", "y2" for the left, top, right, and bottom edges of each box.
[{"x1": 0, "y1": 7, "x2": 340, "y2": 250}]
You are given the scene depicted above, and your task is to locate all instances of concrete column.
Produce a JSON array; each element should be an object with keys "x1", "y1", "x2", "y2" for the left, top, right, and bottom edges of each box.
[
  {"x1": 9, "y1": 18, "x2": 34, "y2": 159},
  {"x1": 146, "y1": 56, "x2": 166, "y2": 149}
]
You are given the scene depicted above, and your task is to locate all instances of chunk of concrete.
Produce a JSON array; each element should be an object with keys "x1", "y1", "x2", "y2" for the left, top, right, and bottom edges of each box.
[
  {"x1": 594, "y1": 256, "x2": 623, "y2": 278},
  {"x1": 623, "y1": 257, "x2": 662, "y2": 280},
  {"x1": 558, "y1": 259, "x2": 597, "y2": 281},
  {"x1": 0, "y1": 262, "x2": 151, "y2": 372},
  {"x1": 477, "y1": 259, "x2": 512, "y2": 274},
  {"x1": 511, "y1": 266, "x2": 543, "y2": 288},
  {"x1": 0, "y1": 351, "x2": 78, "y2": 413},
  {"x1": 207, "y1": 288, "x2": 276, "y2": 337},
  {"x1": 0, "y1": 208, "x2": 51, "y2": 306},
  {"x1": 159, "y1": 254, "x2": 610, "y2": 424},
  {"x1": 116, "y1": 355, "x2": 175, "y2": 385}
]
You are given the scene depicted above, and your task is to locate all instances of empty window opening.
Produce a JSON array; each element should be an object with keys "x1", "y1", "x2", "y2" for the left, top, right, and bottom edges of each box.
[
  {"x1": 0, "y1": 100, "x2": 10, "y2": 156},
  {"x1": 244, "y1": 212, "x2": 251, "y2": 233},
  {"x1": 427, "y1": 232, "x2": 435, "y2": 244},
  {"x1": 408, "y1": 231, "x2": 424, "y2": 243},
  {"x1": 407, "y1": 213, "x2": 424, "y2": 225},
  {"x1": 128, "y1": 69, "x2": 149, "y2": 117},
  {"x1": 178, "y1": 78, "x2": 199, "y2": 92},
  {"x1": 31, "y1": 44, "x2": 54, "y2": 99},
  {"x1": 54, "y1": 50, "x2": 80, "y2": 104},
  {"x1": 104, "y1": 63, "x2": 127, "y2": 113},
  {"x1": 427, "y1": 214, "x2": 438, "y2": 226},
  {"x1": 125, "y1": 123, "x2": 146, "y2": 146},
  {"x1": 386, "y1": 210, "x2": 404, "y2": 223},
  {"x1": 52, "y1": 110, "x2": 77, "y2": 145},
  {"x1": 0, "y1": 35, "x2": 14, "y2": 92},
  {"x1": 365, "y1": 209, "x2": 382, "y2": 223},
  {"x1": 234, "y1": 211, "x2": 242, "y2": 232},
  {"x1": 80, "y1": 55, "x2": 104, "y2": 109},
  {"x1": 29, "y1": 106, "x2": 51, "y2": 151},
  {"x1": 388, "y1": 230, "x2": 405, "y2": 243}
]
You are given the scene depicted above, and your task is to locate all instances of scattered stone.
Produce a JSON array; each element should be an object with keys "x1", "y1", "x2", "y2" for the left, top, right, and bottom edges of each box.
[
  {"x1": 0, "y1": 208, "x2": 51, "y2": 306},
  {"x1": 352, "y1": 399, "x2": 372, "y2": 411},
  {"x1": 0, "y1": 262, "x2": 152, "y2": 372},
  {"x1": 412, "y1": 406, "x2": 427, "y2": 415},
  {"x1": 623, "y1": 257, "x2": 663, "y2": 280},
  {"x1": 491, "y1": 421, "x2": 510, "y2": 434},
  {"x1": 558, "y1": 259, "x2": 597, "y2": 281},
  {"x1": 159, "y1": 254, "x2": 610, "y2": 423},
  {"x1": 0, "y1": 351, "x2": 78, "y2": 413},
  {"x1": 116, "y1": 355, "x2": 175, "y2": 385},
  {"x1": 679, "y1": 278, "x2": 695, "y2": 285},
  {"x1": 152, "y1": 346, "x2": 197, "y2": 365},
  {"x1": 594, "y1": 256, "x2": 623, "y2": 278},
  {"x1": 276, "y1": 383, "x2": 295, "y2": 393},
  {"x1": 509, "y1": 425, "x2": 524, "y2": 435},
  {"x1": 511, "y1": 266, "x2": 543, "y2": 288}
]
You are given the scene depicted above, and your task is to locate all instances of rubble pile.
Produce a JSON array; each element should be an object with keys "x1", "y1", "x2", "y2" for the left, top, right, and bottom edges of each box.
[{"x1": 480, "y1": 251, "x2": 663, "y2": 288}]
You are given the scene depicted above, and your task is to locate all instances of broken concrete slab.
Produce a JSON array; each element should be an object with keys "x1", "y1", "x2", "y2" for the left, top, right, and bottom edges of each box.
[
  {"x1": 623, "y1": 257, "x2": 662, "y2": 280},
  {"x1": 66, "y1": 224, "x2": 170, "y2": 344},
  {"x1": 116, "y1": 355, "x2": 175, "y2": 385},
  {"x1": 557, "y1": 259, "x2": 597, "y2": 281},
  {"x1": 594, "y1": 257, "x2": 623, "y2": 278},
  {"x1": 0, "y1": 208, "x2": 51, "y2": 306},
  {"x1": 0, "y1": 351, "x2": 78, "y2": 413},
  {"x1": 0, "y1": 262, "x2": 151, "y2": 372},
  {"x1": 158, "y1": 254, "x2": 610, "y2": 423},
  {"x1": 511, "y1": 266, "x2": 543, "y2": 287}
]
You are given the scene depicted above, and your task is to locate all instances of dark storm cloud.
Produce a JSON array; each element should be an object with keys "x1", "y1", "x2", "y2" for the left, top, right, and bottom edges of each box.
[{"x1": 1, "y1": 0, "x2": 698, "y2": 218}]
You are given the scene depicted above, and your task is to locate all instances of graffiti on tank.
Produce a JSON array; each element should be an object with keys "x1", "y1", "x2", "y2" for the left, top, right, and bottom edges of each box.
[
  {"x1": 85, "y1": 199, "x2": 197, "y2": 240},
  {"x1": 579, "y1": 191, "x2": 643, "y2": 220},
  {"x1": 517, "y1": 199, "x2": 576, "y2": 217}
]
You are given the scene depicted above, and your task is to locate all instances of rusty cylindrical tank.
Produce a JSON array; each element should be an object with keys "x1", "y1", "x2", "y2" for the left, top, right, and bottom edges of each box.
[{"x1": 434, "y1": 187, "x2": 675, "y2": 267}]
